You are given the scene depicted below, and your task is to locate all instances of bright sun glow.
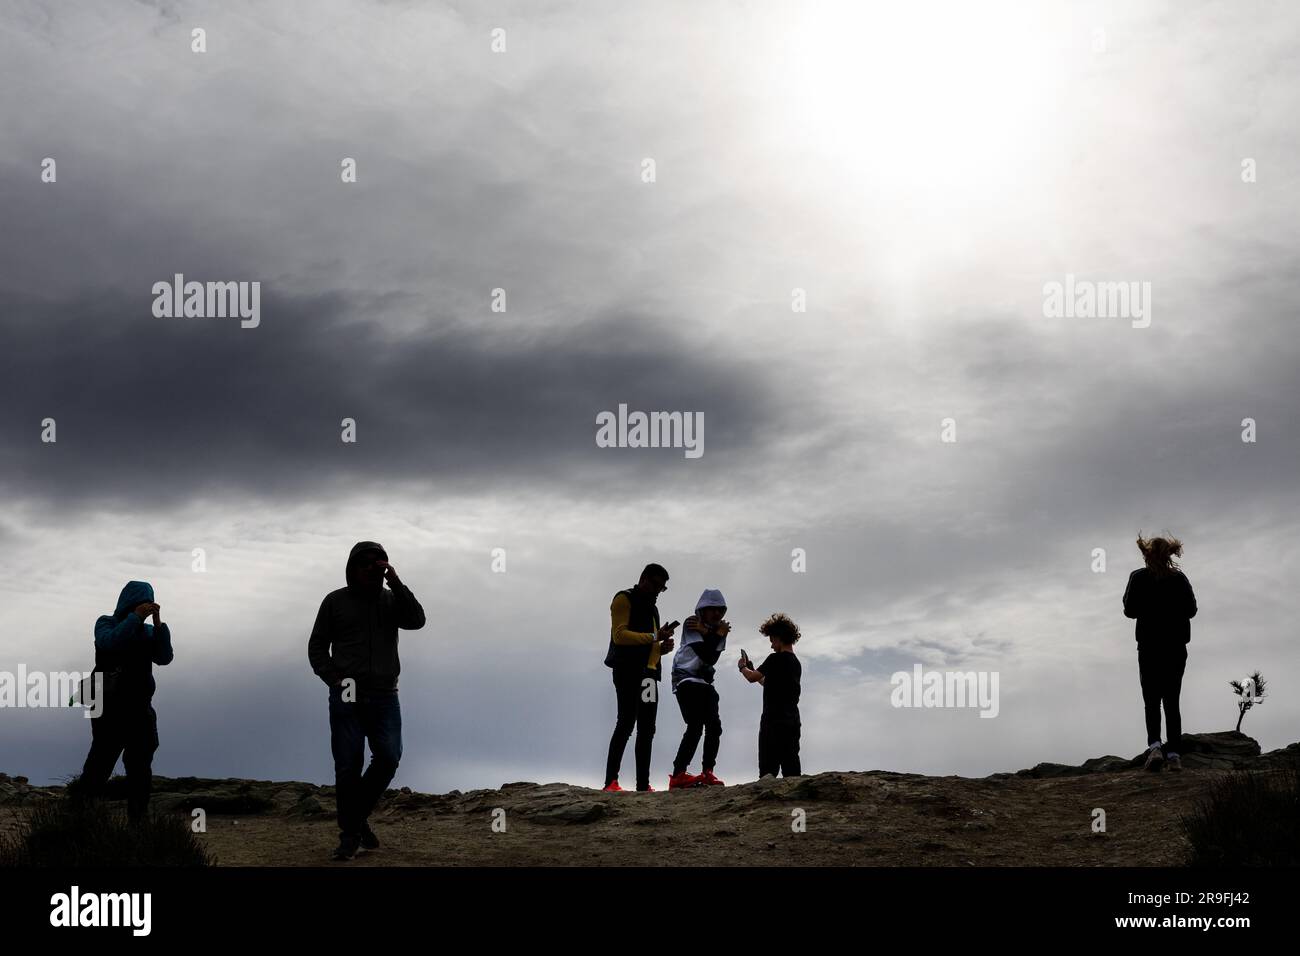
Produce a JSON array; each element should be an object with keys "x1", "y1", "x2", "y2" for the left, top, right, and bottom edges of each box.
[
  {"x1": 756, "y1": 1, "x2": 1068, "y2": 209},
  {"x1": 736, "y1": 0, "x2": 1074, "y2": 291}
]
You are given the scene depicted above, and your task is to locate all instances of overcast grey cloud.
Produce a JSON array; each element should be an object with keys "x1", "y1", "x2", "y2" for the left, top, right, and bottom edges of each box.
[
  {"x1": 2, "y1": 290, "x2": 781, "y2": 506},
  {"x1": 2, "y1": 0, "x2": 1299, "y2": 796}
]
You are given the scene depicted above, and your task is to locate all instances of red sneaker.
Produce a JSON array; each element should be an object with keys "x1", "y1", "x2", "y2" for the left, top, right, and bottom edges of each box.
[
  {"x1": 602, "y1": 779, "x2": 624, "y2": 792},
  {"x1": 699, "y1": 770, "x2": 725, "y2": 786},
  {"x1": 668, "y1": 771, "x2": 702, "y2": 790}
]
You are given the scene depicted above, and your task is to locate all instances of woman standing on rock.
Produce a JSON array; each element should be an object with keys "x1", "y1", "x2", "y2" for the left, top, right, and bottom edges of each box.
[{"x1": 1123, "y1": 535, "x2": 1198, "y2": 772}]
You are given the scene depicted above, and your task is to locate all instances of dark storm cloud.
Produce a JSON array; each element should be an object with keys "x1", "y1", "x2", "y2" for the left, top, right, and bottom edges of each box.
[
  {"x1": 0, "y1": 287, "x2": 784, "y2": 508},
  {"x1": 0, "y1": 0, "x2": 799, "y2": 513}
]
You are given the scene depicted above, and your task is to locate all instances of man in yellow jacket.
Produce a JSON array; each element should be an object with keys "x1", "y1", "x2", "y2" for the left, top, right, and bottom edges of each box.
[{"x1": 603, "y1": 563, "x2": 678, "y2": 791}]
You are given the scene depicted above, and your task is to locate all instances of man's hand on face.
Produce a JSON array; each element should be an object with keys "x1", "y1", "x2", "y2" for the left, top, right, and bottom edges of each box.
[
  {"x1": 377, "y1": 560, "x2": 401, "y2": 586},
  {"x1": 715, "y1": 621, "x2": 731, "y2": 638},
  {"x1": 151, "y1": 605, "x2": 162, "y2": 626},
  {"x1": 134, "y1": 602, "x2": 159, "y2": 621}
]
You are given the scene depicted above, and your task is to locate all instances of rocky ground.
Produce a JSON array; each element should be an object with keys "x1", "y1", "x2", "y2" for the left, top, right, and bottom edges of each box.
[{"x1": 3, "y1": 731, "x2": 1295, "y2": 866}]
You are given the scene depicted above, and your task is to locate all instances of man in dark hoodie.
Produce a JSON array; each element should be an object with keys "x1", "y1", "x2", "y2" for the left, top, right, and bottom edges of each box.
[
  {"x1": 72, "y1": 581, "x2": 173, "y2": 823},
  {"x1": 308, "y1": 541, "x2": 426, "y2": 860}
]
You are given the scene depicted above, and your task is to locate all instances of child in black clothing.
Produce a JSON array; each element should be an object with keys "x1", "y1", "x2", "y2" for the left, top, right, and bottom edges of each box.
[{"x1": 739, "y1": 612, "x2": 802, "y2": 778}]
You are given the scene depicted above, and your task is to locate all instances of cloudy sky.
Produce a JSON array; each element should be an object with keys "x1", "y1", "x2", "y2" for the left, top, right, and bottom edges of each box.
[{"x1": 2, "y1": 0, "x2": 1298, "y2": 794}]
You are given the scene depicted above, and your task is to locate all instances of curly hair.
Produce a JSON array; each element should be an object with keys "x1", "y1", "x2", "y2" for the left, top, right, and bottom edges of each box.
[
  {"x1": 1137, "y1": 533, "x2": 1183, "y2": 576},
  {"x1": 759, "y1": 612, "x2": 801, "y2": 645}
]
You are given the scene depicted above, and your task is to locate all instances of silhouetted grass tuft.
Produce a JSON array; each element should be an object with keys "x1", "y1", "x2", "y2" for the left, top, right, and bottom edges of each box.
[
  {"x1": 0, "y1": 788, "x2": 215, "y2": 867},
  {"x1": 1180, "y1": 770, "x2": 1300, "y2": 866}
]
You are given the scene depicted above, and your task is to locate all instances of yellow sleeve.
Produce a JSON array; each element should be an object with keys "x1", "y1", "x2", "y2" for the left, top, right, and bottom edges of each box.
[{"x1": 611, "y1": 592, "x2": 655, "y2": 645}]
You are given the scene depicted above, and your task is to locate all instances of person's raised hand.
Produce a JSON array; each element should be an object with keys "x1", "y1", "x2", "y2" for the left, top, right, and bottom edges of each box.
[
  {"x1": 656, "y1": 622, "x2": 677, "y2": 641},
  {"x1": 378, "y1": 561, "x2": 401, "y2": 586},
  {"x1": 684, "y1": 614, "x2": 700, "y2": 632},
  {"x1": 134, "y1": 602, "x2": 158, "y2": 620},
  {"x1": 660, "y1": 636, "x2": 675, "y2": 654},
  {"x1": 716, "y1": 621, "x2": 731, "y2": 638}
]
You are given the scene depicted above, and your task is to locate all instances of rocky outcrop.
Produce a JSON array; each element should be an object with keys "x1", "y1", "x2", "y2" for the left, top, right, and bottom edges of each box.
[
  {"x1": 1007, "y1": 730, "x2": 1277, "y2": 779},
  {"x1": 3, "y1": 731, "x2": 1294, "y2": 819},
  {"x1": 0, "y1": 773, "x2": 59, "y2": 804},
  {"x1": 4, "y1": 735, "x2": 1297, "y2": 866}
]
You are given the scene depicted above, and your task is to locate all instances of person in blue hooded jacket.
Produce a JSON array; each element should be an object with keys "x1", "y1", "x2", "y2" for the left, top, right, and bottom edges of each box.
[{"x1": 72, "y1": 581, "x2": 173, "y2": 822}]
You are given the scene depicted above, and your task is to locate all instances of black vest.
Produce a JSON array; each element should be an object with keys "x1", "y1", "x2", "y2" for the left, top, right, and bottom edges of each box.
[{"x1": 604, "y1": 587, "x2": 661, "y2": 677}]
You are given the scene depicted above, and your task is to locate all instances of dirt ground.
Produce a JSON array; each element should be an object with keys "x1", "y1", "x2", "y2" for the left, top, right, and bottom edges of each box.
[{"x1": 183, "y1": 768, "x2": 1211, "y2": 867}]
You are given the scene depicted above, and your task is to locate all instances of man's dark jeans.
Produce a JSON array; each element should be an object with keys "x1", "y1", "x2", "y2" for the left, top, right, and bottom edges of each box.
[
  {"x1": 329, "y1": 685, "x2": 402, "y2": 836},
  {"x1": 606, "y1": 669, "x2": 658, "y2": 790}
]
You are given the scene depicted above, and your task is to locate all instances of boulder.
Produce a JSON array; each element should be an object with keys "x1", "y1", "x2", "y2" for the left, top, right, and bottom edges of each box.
[
  {"x1": 782, "y1": 772, "x2": 863, "y2": 802},
  {"x1": 1169, "y1": 731, "x2": 1261, "y2": 769},
  {"x1": 525, "y1": 800, "x2": 606, "y2": 825},
  {"x1": 1014, "y1": 732, "x2": 1266, "y2": 777},
  {"x1": 287, "y1": 795, "x2": 327, "y2": 817}
]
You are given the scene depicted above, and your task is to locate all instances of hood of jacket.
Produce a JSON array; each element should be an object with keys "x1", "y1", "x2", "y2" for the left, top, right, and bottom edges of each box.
[
  {"x1": 345, "y1": 540, "x2": 389, "y2": 588},
  {"x1": 112, "y1": 581, "x2": 154, "y2": 621},
  {"x1": 694, "y1": 588, "x2": 727, "y2": 616}
]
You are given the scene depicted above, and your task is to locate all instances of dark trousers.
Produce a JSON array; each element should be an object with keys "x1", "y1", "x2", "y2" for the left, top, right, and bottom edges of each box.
[
  {"x1": 329, "y1": 685, "x2": 402, "y2": 836},
  {"x1": 1138, "y1": 643, "x2": 1187, "y2": 754},
  {"x1": 758, "y1": 719, "x2": 801, "y2": 778},
  {"x1": 606, "y1": 669, "x2": 658, "y2": 789},
  {"x1": 673, "y1": 681, "x2": 721, "y2": 775},
  {"x1": 78, "y1": 699, "x2": 159, "y2": 822}
]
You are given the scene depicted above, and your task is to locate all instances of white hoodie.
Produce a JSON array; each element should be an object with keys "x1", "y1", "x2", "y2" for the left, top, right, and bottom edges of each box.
[{"x1": 671, "y1": 588, "x2": 728, "y2": 692}]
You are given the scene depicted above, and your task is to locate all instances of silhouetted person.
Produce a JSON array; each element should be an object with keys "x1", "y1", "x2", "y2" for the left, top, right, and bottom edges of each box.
[
  {"x1": 603, "y1": 563, "x2": 677, "y2": 792},
  {"x1": 309, "y1": 541, "x2": 426, "y2": 860},
  {"x1": 73, "y1": 581, "x2": 173, "y2": 822},
  {"x1": 668, "y1": 589, "x2": 730, "y2": 789},
  {"x1": 739, "y1": 612, "x2": 802, "y2": 778},
  {"x1": 1123, "y1": 534, "x2": 1198, "y2": 772}
]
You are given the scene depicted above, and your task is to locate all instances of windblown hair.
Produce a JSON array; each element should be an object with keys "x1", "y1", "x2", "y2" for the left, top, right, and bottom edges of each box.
[
  {"x1": 759, "y1": 612, "x2": 801, "y2": 645},
  {"x1": 1137, "y1": 534, "x2": 1183, "y2": 576}
]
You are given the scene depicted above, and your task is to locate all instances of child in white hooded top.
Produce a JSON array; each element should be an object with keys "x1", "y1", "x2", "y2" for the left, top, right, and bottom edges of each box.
[{"x1": 668, "y1": 589, "x2": 730, "y2": 789}]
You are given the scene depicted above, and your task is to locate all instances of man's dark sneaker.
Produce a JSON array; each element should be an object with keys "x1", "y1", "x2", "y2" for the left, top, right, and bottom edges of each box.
[
  {"x1": 1143, "y1": 744, "x2": 1165, "y2": 772},
  {"x1": 332, "y1": 833, "x2": 361, "y2": 861},
  {"x1": 360, "y1": 822, "x2": 380, "y2": 850}
]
